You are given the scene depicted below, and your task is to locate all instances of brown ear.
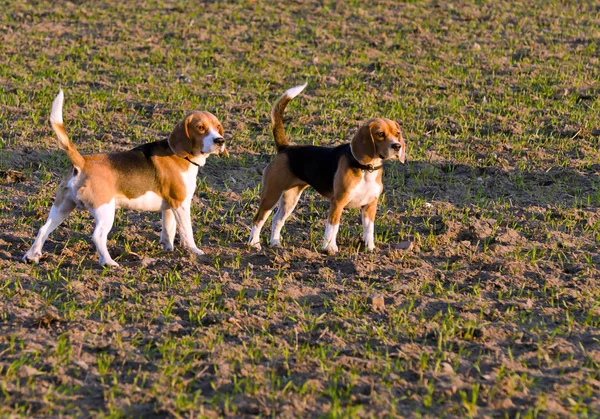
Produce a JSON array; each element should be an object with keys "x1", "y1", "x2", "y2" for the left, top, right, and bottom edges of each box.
[
  {"x1": 351, "y1": 121, "x2": 376, "y2": 165},
  {"x1": 168, "y1": 114, "x2": 194, "y2": 157}
]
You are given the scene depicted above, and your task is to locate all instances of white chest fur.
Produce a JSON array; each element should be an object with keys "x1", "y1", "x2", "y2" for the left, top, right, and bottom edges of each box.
[
  {"x1": 346, "y1": 170, "x2": 382, "y2": 209},
  {"x1": 181, "y1": 164, "x2": 199, "y2": 202}
]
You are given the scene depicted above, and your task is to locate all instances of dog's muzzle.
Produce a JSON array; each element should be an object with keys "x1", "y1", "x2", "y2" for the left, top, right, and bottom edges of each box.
[{"x1": 214, "y1": 137, "x2": 225, "y2": 146}]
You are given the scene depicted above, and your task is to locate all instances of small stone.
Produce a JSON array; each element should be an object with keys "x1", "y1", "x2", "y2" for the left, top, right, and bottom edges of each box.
[
  {"x1": 471, "y1": 42, "x2": 481, "y2": 51},
  {"x1": 397, "y1": 241, "x2": 414, "y2": 251},
  {"x1": 368, "y1": 293, "x2": 385, "y2": 311},
  {"x1": 73, "y1": 360, "x2": 89, "y2": 371}
]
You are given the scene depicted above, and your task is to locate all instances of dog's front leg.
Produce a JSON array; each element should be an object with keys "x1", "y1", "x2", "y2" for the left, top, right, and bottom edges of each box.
[
  {"x1": 362, "y1": 199, "x2": 378, "y2": 251},
  {"x1": 160, "y1": 209, "x2": 176, "y2": 251},
  {"x1": 323, "y1": 199, "x2": 345, "y2": 255},
  {"x1": 171, "y1": 204, "x2": 204, "y2": 256}
]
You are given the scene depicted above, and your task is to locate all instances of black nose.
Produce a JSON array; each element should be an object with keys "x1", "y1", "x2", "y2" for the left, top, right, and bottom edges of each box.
[
  {"x1": 214, "y1": 137, "x2": 225, "y2": 145},
  {"x1": 391, "y1": 143, "x2": 402, "y2": 151}
]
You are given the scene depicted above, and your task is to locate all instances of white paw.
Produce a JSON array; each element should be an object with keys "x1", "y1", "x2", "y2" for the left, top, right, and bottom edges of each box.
[
  {"x1": 190, "y1": 247, "x2": 205, "y2": 256},
  {"x1": 100, "y1": 258, "x2": 120, "y2": 267},
  {"x1": 270, "y1": 239, "x2": 282, "y2": 248},
  {"x1": 248, "y1": 240, "x2": 262, "y2": 251},
  {"x1": 23, "y1": 250, "x2": 41, "y2": 264},
  {"x1": 161, "y1": 241, "x2": 174, "y2": 252},
  {"x1": 365, "y1": 243, "x2": 377, "y2": 252},
  {"x1": 323, "y1": 243, "x2": 338, "y2": 255}
]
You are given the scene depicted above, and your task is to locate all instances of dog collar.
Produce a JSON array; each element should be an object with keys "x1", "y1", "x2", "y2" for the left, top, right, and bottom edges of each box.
[
  {"x1": 184, "y1": 156, "x2": 201, "y2": 167},
  {"x1": 354, "y1": 162, "x2": 383, "y2": 172},
  {"x1": 348, "y1": 143, "x2": 383, "y2": 172}
]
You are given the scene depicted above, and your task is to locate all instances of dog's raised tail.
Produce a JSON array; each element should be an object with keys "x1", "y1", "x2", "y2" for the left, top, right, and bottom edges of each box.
[
  {"x1": 50, "y1": 90, "x2": 85, "y2": 170},
  {"x1": 271, "y1": 83, "x2": 307, "y2": 152}
]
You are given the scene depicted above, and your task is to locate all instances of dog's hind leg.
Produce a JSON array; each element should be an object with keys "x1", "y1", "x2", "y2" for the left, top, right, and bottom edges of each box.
[
  {"x1": 248, "y1": 189, "x2": 280, "y2": 251},
  {"x1": 270, "y1": 185, "x2": 307, "y2": 248},
  {"x1": 23, "y1": 182, "x2": 76, "y2": 263},
  {"x1": 91, "y1": 200, "x2": 118, "y2": 266},
  {"x1": 23, "y1": 200, "x2": 76, "y2": 263}
]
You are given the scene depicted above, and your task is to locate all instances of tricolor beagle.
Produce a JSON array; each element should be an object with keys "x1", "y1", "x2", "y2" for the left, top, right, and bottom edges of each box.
[
  {"x1": 248, "y1": 84, "x2": 406, "y2": 254},
  {"x1": 23, "y1": 90, "x2": 228, "y2": 266}
]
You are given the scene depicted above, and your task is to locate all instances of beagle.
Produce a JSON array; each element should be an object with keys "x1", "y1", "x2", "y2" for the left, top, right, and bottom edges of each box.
[
  {"x1": 23, "y1": 90, "x2": 228, "y2": 266},
  {"x1": 248, "y1": 84, "x2": 406, "y2": 255}
]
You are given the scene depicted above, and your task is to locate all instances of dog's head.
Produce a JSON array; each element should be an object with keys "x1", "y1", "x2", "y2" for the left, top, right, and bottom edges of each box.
[
  {"x1": 168, "y1": 111, "x2": 229, "y2": 158},
  {"x1": 351, "y1": 118, "x2": 405, "y2": 165}
]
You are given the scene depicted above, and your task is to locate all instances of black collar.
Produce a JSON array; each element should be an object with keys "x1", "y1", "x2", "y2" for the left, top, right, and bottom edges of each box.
[
  {"x1": 353, "y1": 162, "x2": 383, "y2": 172},
  {"x1": 348, "y1": 153, "x2": 383, "y2": 172},
  {"x1": 184, "y1": 156, "x2": 201, "y2": 167},
  {"x1": 347, "y1": 144, "x2": 383, "y2": 172}
]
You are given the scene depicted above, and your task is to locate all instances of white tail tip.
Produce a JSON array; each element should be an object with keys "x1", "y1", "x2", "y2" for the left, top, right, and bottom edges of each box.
[
  {"x1": 50, "y1": 89, "x2": 64, "y2": 124},
  {"x1": 284, "y1": 83, "x2": 307, "y2": 99}
]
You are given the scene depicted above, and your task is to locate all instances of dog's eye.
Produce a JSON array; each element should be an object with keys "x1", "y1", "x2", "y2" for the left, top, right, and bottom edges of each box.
[
  {"x1": 197, "y1": 124, "x2": 205, "y2": 132},
  {"x1": 378, "y1": 132, "x2": 385, "y2": 138}
]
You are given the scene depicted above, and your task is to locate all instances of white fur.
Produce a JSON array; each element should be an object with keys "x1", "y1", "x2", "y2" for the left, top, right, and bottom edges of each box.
[
  {"x1": 270, "y1": 190, "x2": 303, "y2": 247},
  {"x1": 116, "y1": 191, "x2": 166, "y2": 212},
  {"x1": 90, "y1": 200, "x2": 118, "y2": 266},
  {"x1": 189, "y1": 154, "x2": 207, "y2": 167},
  {"x1": 322, "y1": 222, "x2": 339, "y2": 253},
  {"x1": 391, "y1": 137, "x2": 405, "y2": 162},
  {"x1": 362, "y1": 215, "x2": 375, "y2": 251},
  {"x1": 202, "y1": 128, "x2": 224, "y2": 155},
  {"x1": 248, "y1": 225, "x2": 262, "y2": 250},
  {"x1": 50, "y1": 90, "x2": 64, "y2": 124},
  {"x1": 284, "y1": 83, "x2": 307, "y2": 99},
  {"x1": 181, "y1": 164, "x2": 199, "y2": 200},
  {"x1": 160, "y1": 209, "x2": 176, "y2": 251},
  {"x1": 346, "y1": 170, "x2": 382, "y2": 209},
  {"x1": 171, "y1": 204, "x2": 204, "y2": 255},
  {"x1": 23, "y1": 89, "x2": 221, "y2": 267},
  {"x1": 22, "y1": 198, "x2": 76, "y2": 263},
  {"x1": 159, "y1": 163, "x2": 202, "y2": 254}
]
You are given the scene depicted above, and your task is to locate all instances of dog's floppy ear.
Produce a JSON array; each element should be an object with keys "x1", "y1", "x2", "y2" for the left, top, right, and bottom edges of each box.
[
  {"x1": 351, "y1": 121, "x2": 376, "y2": 165},
  {"x1": 168, "y1": 114, "x2": 194, "y2": 157}
]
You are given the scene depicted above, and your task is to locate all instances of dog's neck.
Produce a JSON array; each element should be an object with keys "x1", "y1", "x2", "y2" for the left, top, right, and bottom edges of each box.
[
  {"x1": 184, "y1": 154, "x2": 207, "y2": 167},
  {"x1": 348, "y1": 145, "x2": 383, "y2": 172}
]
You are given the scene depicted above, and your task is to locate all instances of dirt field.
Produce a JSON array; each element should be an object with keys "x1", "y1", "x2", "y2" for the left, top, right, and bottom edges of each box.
[{"x1": 1, "y1": 0, "x2": 599, "y2": 417}]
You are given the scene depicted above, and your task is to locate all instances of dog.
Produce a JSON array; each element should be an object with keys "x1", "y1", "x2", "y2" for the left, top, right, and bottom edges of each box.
[
  {"x1": 23, "y1": 90, "x2": 228, "y2": 266},
  {"x1": 248, "y1": 84, "x2": 406, "y2": 254}
]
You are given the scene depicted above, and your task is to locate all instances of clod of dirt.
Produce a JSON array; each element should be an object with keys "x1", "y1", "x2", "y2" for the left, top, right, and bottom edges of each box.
[
  {"x1": 368, "y1": 293, "x2": 385, "y2": 311},
  {"x1": 35, "y1": 306, "x2": 61, "y2": 327},
  {"x1": 19, "y1": 365, "x2": 40, "y2": 377},
  {"x1": 0, "y1": 169, "x2": 28, "y2": 183},
  {"x1": 441, "y1": 362, "x2": 454, "y2": 374}
]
